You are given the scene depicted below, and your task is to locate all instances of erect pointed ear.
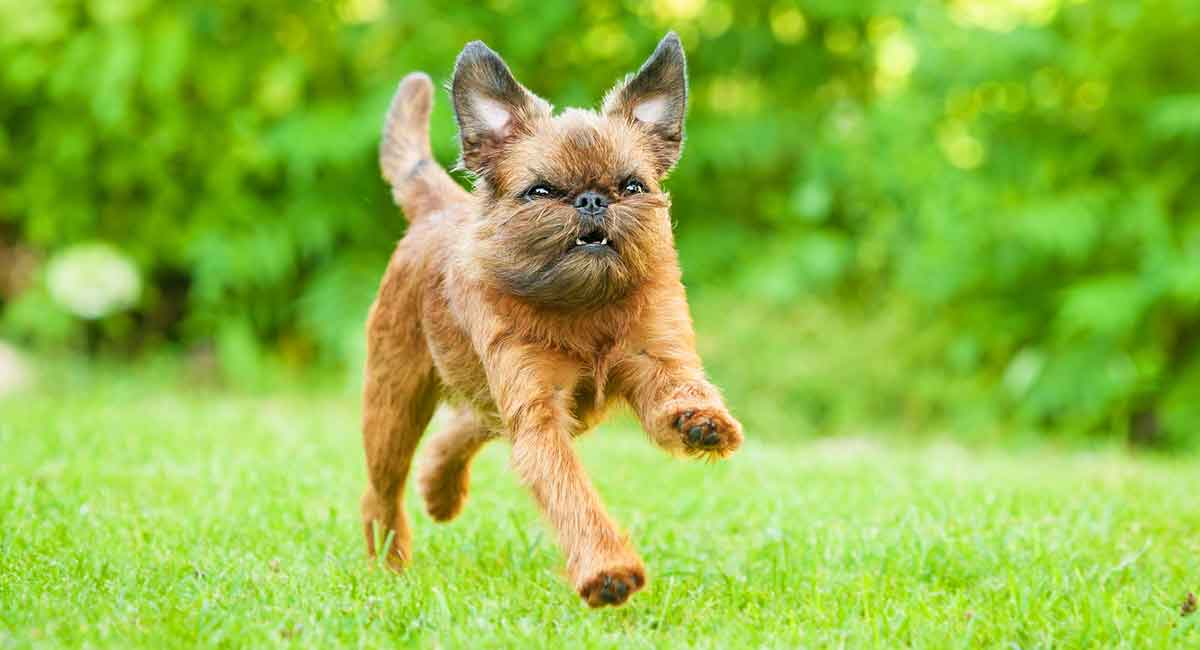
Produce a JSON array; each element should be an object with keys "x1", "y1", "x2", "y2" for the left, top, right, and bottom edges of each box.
[
  {"x1": 603, "y1": 32, "x2": 688, "y2": 175},
  {"x1": 451, "y1": 41, "x2": 551, "y2": 176}
]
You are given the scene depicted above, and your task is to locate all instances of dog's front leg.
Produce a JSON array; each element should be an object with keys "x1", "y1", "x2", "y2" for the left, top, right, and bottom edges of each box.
[
  {"x1": 489, "y1": 346, "x2": 645, "y2": 607},
  {"x1": 619, "y1": 306, "x2": 744, "y2": 458},
  {"x1": 625, "y1": 356, "x2": 743, "y2": 458}
]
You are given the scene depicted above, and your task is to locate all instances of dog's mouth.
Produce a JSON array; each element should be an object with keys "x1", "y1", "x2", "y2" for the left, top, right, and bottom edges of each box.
[{"x1": 569, "y1": 228, "x2": 613, "y2": 252}]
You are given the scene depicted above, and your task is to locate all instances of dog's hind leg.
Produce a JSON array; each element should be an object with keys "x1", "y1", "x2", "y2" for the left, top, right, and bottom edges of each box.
[
  {"x1": 360, "y1": 272, "x2": 439, "y2": 570},
  {"x1": 417, "y1": 409, "x2": 497, "y2": 522}
]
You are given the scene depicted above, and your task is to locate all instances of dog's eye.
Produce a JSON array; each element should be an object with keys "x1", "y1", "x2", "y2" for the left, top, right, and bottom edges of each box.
[
  {"x1": 621, "y1": 178, "x2": 646, "y2": 195},
  {"x1": 523, "y1": 184, "x2": 559, "y2": 201}
]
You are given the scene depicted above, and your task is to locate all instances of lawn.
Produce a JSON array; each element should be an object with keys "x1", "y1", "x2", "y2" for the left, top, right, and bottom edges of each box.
[{"x1": 1, "y1": 365, "x2": 1198, "y2": 648}]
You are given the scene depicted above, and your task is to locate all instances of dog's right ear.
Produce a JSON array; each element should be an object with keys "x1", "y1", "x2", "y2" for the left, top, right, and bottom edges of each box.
[
  {"x1": 451, "y1": 41, "x2": 551, "y2": 176},
  {"x1": 603, "y1": 32, "x2": 688, "y2": 176}
]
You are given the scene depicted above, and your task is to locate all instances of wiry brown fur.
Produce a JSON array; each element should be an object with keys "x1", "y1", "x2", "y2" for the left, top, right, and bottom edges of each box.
[{"x1": 361, "y1": 33, "x2": 743, "y2": 608}]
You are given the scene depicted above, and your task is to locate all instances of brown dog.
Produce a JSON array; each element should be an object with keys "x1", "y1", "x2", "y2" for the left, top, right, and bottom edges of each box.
[{"x1": 362, "y1": 32, "x2": 743, "y2": 608}]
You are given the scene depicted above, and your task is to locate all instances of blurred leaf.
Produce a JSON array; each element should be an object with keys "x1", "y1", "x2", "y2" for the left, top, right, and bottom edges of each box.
[
  {"x1": 1056, "y1": 275, "x2": 1147, "y2": 339},
  {"x1": 1148, "y1": 94, "x2": 1200, "y2": 140}
]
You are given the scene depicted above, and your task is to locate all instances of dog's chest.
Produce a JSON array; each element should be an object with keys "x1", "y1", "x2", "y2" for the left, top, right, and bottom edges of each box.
[
  {"x1": 426, "y1": 322, "x2": 492, "y2": 410},
  {"x1": 568, "y1": 364, "x2": 619, "y2": 433},
  {"x1": 427, "y1": 332, "x2": 619, "y2": 431}
]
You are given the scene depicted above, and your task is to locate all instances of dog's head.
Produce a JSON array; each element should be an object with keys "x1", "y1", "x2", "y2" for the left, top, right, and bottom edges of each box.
[{"x1": 451, "y1": 33, "x2": 687, "y2": 310}]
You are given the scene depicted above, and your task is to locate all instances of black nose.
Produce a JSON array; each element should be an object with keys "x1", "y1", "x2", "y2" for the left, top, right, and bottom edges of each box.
[{"x1": 573, "y1": 191, "x2": 609, "y2": 216}]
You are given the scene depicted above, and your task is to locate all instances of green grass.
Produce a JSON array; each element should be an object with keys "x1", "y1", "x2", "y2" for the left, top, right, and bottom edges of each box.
[{"x1": 2, "y1": 365, "x2": 1198, "y2": 648}]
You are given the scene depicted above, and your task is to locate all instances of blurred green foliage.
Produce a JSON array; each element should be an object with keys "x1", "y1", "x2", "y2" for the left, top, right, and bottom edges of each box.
[{"x1": 2, "y1": 0, "x2": 1199, "y2": 445}]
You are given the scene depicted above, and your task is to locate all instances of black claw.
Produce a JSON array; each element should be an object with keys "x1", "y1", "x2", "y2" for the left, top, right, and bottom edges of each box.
[
  {"x1": 675, "y1": 410, "x2": 695, "y2": 430},
  {"x1": 688, "y1": 426, "x2": 704, "y2": 443},
  {"x1": 600, "y1": 575, "x2": 619, "y2": 603},
  {"x1": 614, "y1": 580, "x2": 629, "y2": 598}
]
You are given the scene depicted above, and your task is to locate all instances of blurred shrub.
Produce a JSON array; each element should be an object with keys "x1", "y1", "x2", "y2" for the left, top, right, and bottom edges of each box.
[{"x1": 1, "y1": 0, "x2": 1198, "y2": 444}]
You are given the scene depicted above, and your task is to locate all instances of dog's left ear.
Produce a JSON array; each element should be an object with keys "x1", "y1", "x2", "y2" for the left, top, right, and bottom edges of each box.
[
  {"x1": 451, "y1": 41, "x2": 552, "y2": 176},
  {"x1": 603, "y1": 32, "x2": 688, "y2": 175}
]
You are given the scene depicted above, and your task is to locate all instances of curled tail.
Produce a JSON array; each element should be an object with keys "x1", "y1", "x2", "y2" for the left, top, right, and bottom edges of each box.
[{"x1": 380, "y1": 73, "x2": 468, "y2": 221}]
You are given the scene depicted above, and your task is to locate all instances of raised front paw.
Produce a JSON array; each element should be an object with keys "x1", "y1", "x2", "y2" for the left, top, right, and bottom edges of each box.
[
  {"x1": 671, "y1": 406, "x2": 743, "y2": 457},
  {"x1": 576, "y1": 564, "x2": 646, "y2": 608}
]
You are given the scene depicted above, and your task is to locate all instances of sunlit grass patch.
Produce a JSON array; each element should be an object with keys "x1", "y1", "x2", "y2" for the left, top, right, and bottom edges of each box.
[{"x1": 1, "y1": 366, "x2": 1197, "y2": 648}]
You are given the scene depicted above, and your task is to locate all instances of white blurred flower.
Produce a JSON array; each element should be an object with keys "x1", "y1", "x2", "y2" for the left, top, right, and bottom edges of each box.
[
  {"x1": 0, "y1": 341, "x2": 33, "y2": 397},
  {"x1": 46, "y1": 243, "x2": 141, "y2": 319}
]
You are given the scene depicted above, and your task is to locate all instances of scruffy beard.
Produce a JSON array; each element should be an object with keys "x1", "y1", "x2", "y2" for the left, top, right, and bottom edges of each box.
[{"x1": 476, "y1": 193, "x2": 671, "y2": 310}]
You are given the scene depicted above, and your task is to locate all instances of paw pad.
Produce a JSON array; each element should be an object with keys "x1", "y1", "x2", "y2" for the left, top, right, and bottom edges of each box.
[
  {"x1": 578, "y1": 567, "x2": 645, "y2": 608},
  {"x1": 671, "y1": 407, "x2": 742, "y2": 456}
]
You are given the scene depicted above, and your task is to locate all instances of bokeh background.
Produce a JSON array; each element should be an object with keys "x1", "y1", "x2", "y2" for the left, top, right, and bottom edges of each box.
[{"x1": 2, "y1": 0, "x2": 1198, "y2": 448}]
